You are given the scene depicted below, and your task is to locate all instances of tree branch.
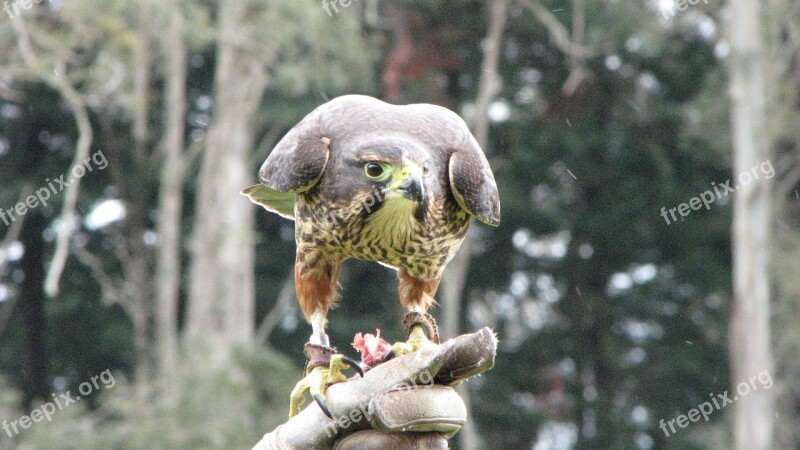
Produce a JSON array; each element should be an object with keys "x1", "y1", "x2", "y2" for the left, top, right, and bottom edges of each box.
[
  {"x1": 518, "y1": 0, "x2": 597, "y2": 59},
  {"x1": 562, "y1": 0, "x2": 588, "y2": 95},
  {"x1": 777, "y1": 156, "x2": 800, "y2": 201},
  {"x1": 255, "y1": 273, "x2": 296, "y2": 345},
  {"x1": 73, "y1": 247, "x2": 122, "y2": 305},
  {"x1": 472, "y1": 0, "x2": 509, "y2": 147},
  {"x1": 9, "y1": 14, "x2": 95, "y2": 298}
]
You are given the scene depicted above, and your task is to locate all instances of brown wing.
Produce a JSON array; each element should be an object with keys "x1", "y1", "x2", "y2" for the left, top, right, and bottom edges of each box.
[
  {"x1": 402, "y1": 103, "x2": 500, "y2": 226},
  {"x1": 258, "y1": 112, "x2": 331, "y2": 193},
  {"x1": 448, "y1": 134, "x2": 501, "y2": 226},
  {"x1": 258, "y1": 96, "x2": 382, "y2": 193}
]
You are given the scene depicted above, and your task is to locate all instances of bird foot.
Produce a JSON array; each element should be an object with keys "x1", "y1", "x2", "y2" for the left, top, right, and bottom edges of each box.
[
  {"x1": 289, "y1": 342, "x2": 364, "y2": 418},
  {"x1": 384, "y1": 311, "x2": 440, "y2": 361}
]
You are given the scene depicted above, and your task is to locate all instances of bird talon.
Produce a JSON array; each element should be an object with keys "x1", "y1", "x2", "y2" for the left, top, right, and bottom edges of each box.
[
  {"x1": 313, "y1": 393, "x2": 333, "y2": 419},
  {"x1": 383, "y1": 335, "x2": 427, "y2": 361},
  {"x1": 340, "y1": 355, "x2": 365, "y2": 377},
  {"x1": 289, "y1": 349, "x2": 362, "y2": 418}
]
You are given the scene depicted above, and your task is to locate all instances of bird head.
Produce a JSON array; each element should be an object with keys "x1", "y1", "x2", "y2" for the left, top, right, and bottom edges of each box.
[
  {"x1": 360, "y1": 158, "x2": 428, "y2": 221},
  {"x1": 249, "y1": 95, "x2": 500, "y2": 227},
  {"x1": 349, "y1": 140, "x2": 437, "y2": 221}
]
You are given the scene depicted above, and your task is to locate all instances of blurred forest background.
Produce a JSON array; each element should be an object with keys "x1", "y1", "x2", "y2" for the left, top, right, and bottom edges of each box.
[{"x1": 0, "y1": 0, "x2": 798, "y2": 449}]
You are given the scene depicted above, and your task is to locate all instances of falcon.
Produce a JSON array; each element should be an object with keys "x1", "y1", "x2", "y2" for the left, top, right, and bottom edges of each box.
[{"x1": 242, "y1": 95, "x2": 500, "y2": 418}]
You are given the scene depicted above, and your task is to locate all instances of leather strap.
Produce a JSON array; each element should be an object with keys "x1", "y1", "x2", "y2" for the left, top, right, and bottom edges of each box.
[{"x1": 304, "y1": 342, "x2": 335, "y2": 373}]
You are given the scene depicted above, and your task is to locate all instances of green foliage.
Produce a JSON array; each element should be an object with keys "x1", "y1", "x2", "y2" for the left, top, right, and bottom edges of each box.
[{"x1": 14, "y1": 355, "x2": 292, "y2": 449}]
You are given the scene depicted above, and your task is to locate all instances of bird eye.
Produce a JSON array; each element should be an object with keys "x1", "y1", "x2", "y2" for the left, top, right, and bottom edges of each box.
[{"x1": 365, "y1": 163, "x2": 385, "y2": 179}]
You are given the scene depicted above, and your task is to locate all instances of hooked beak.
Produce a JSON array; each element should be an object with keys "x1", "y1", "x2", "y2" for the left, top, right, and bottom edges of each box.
[{"x1": 397, "y1": 165, "x2": 424, "y2": 204}]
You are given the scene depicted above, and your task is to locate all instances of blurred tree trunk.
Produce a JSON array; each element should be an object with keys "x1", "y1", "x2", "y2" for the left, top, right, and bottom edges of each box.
[
  {"x1": 155, "y1": 6, "x2": 188, "y2": 390},
  {"x1": 441, "y1": 2, "x2": 508, "y2": 449},
  {"x1": 185, "y1": 0, "x2": 269, "y2": 370},
  {"x1": 768, "y1": 0, "x2": 800, "y2": 446},
  {"x1": 125, "y1": 16, "x2": 155, "y2": 388},
  {"x1": 19, "y1": 211, "x2": 48, "y2": 409},
  {"x1": 726, "y1": 0, "x2": 774, "y2": 448}
]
